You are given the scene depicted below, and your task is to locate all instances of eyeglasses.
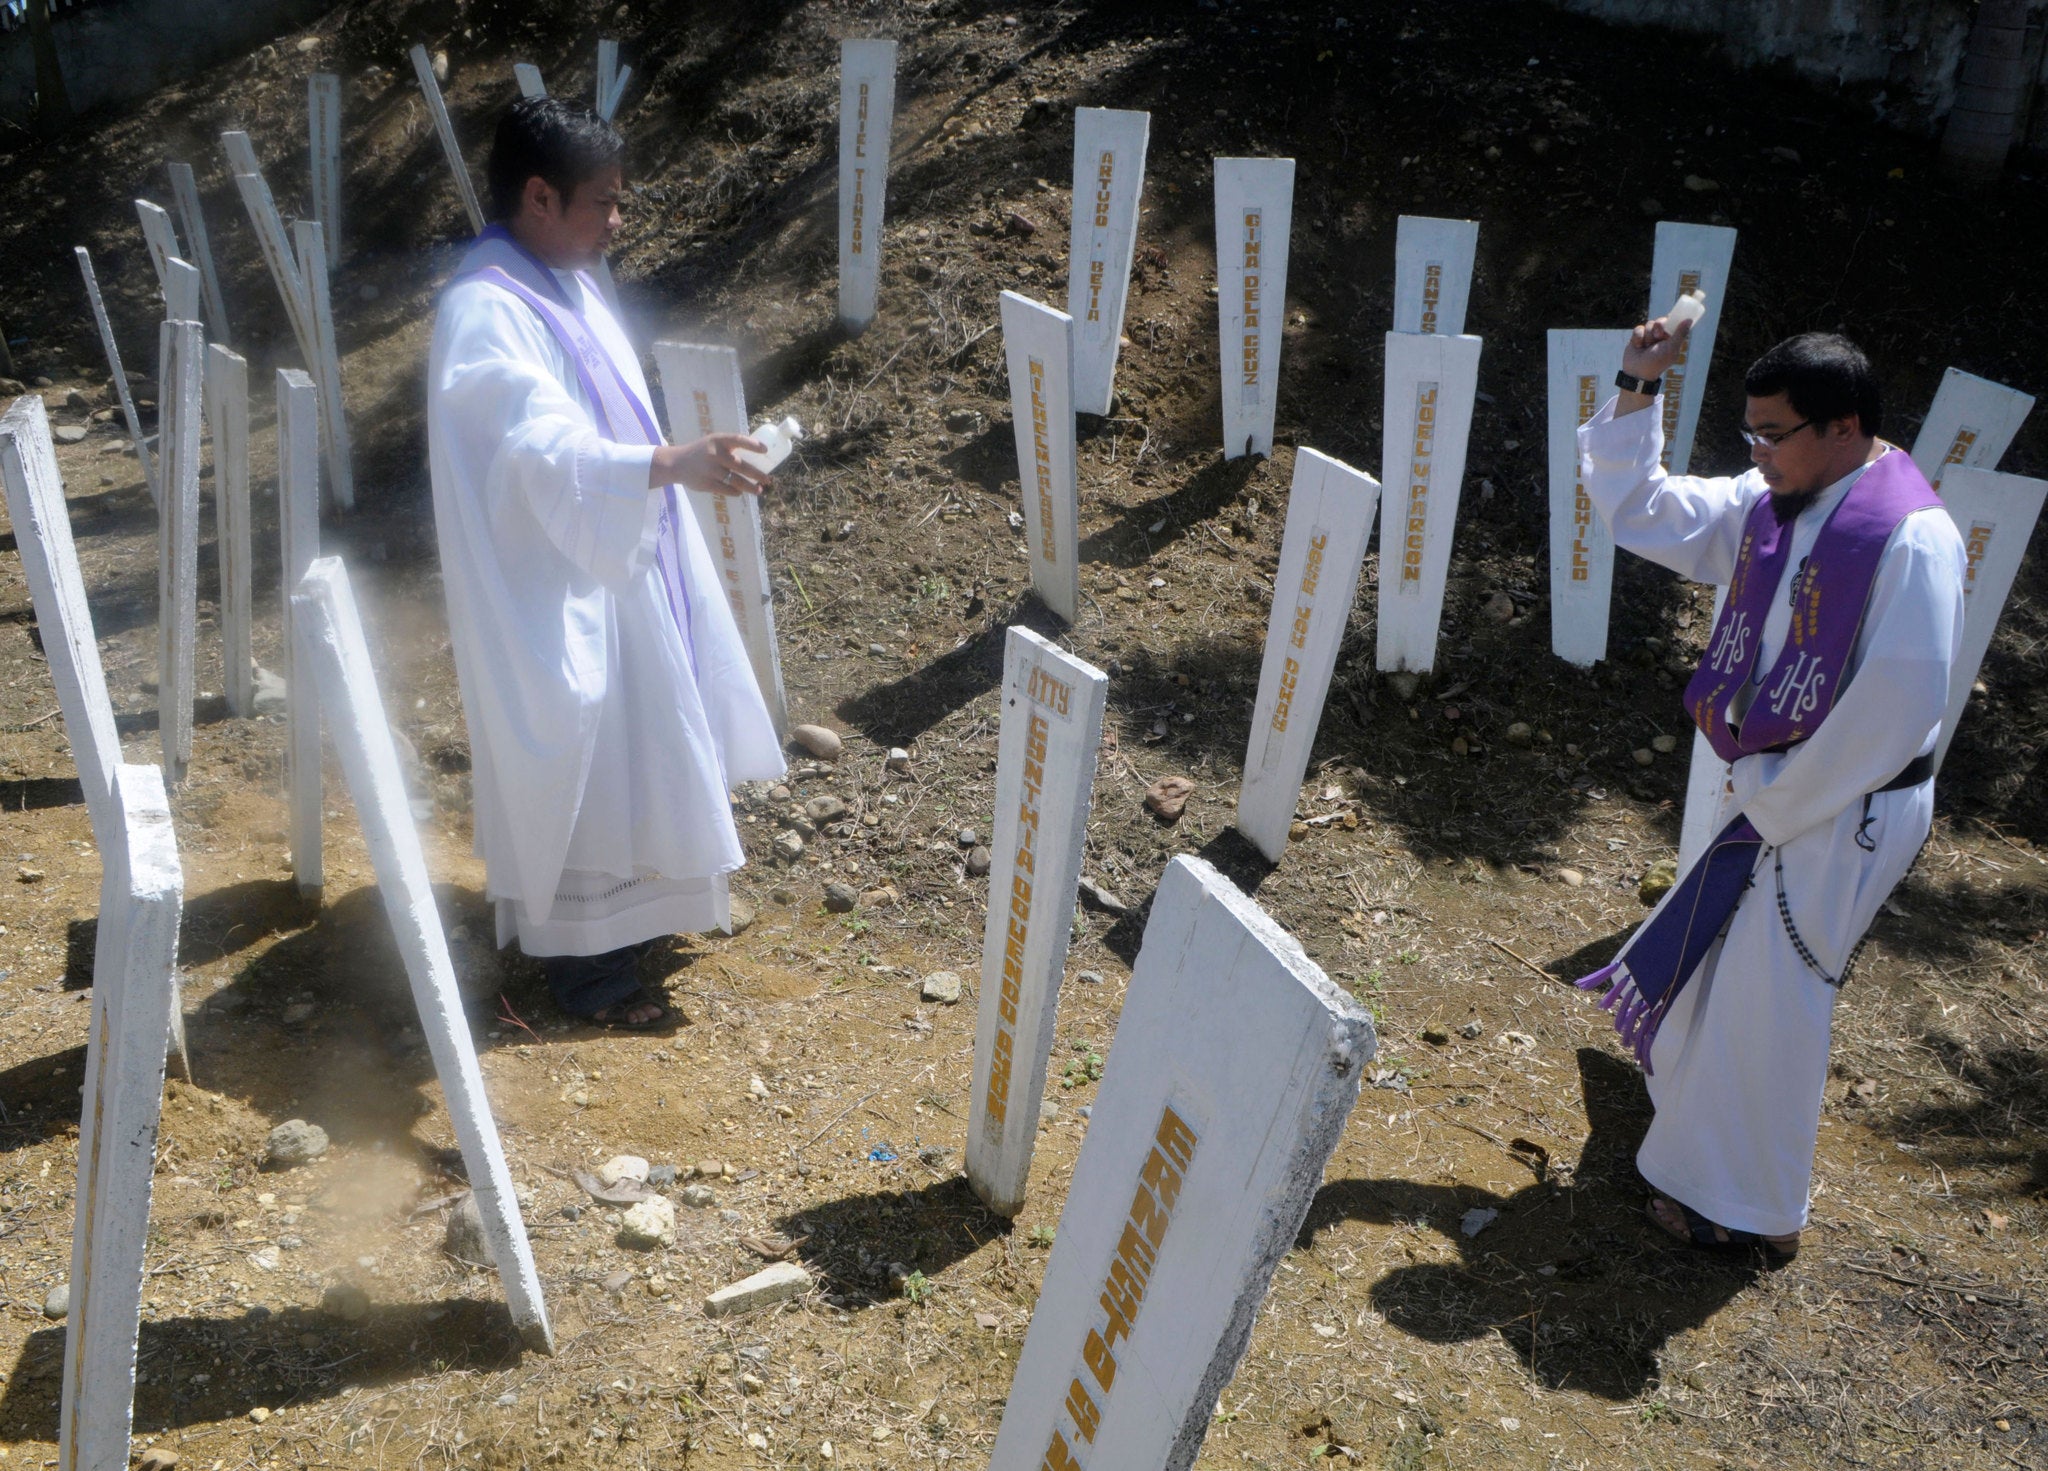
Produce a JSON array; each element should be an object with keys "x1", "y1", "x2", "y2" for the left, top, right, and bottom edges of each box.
[{"x1": 1739, "y1": 418, "x2": 1815, "y2": 449}]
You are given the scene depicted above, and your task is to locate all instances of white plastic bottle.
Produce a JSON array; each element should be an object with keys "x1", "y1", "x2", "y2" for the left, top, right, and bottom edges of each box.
[
  {"x1": 734, "y1": 415, "x2": 804, "y2": 474},
  {"x1": 1664, "y1": 289, "x2": 1708, "y2": 333}
]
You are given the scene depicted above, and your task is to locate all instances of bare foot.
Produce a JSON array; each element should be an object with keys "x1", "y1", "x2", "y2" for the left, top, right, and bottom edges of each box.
[
  {"x1": 1647, "y1": 1194, "x2": 1799, "y2": 1260},
  {"x1": 588, "y1": 993, "x2": 667, "y2": 1029}
]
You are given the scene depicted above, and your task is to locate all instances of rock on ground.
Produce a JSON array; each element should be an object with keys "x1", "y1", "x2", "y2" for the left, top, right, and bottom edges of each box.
[
  {"x1": 42, "y1": 1281, "x2": 67, "y2": 1319},
  {"x1": 704, "y1": 1261, "x2": 810, "y2": 1318},
  {"x1": 789, "y1": 724, "x2": 843, "y2": 760},
  {"x1": 598, "y1": 1154, "x2": 650, "y2": 1187},
  {"x1": 444, "y1": 1194, "x2": 491, "y2": 1265},
  {"x1": 620, "y1": 1195, "x2": 677, "y2": 1248},
  {"x1": 263, "y1": 1119, "x2": 328, "y2": 1168},
  {"x1": 921, "y1": 970, "x2": 963, "y2": 1004}
]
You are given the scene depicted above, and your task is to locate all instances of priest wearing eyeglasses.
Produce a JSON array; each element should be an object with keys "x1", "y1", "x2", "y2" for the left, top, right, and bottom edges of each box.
[{"x1": 1572, "y1": 324, "x2": 1965, "y2": 1264}]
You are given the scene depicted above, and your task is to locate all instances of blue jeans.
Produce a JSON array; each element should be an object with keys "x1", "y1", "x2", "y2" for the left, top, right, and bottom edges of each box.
[{"x1": 540, "y1": 943, "x2": 646, "y2": 1017}]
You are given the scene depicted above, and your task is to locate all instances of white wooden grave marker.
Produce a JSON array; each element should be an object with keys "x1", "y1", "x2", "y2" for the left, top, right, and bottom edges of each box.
[
  {"x1": 837, "y1": 39, "x2": 897, "y2": 333},
  {"x1": 1646, "y1": 222, "x2": 1737, "y2": 475},
  {"x1": 1933, "y1": 466, "x2": 2048, "y2": 770},
  {"x1": 224, "y1": 132, "x2": 316, "y2": 358},
  {"x1": 205, "y1": 345, "x2": 254, "y2": 717},
  {"x1": 1214, "y1": 157, "x2": 1295, "y2": 459},
  {"x1": 1375, "y1": 330, "x2": 1483, "y2": 673},
  {"x1": 156, "y1": 319, "x2": 202, "y2": 788},
  {"x1": 292, "y1": 217, "x2": 356, "y2": 511},
  {"x1": 1392, "y1": 215, "x2": 1479, "y2": 336},
  {"x1": 409, "y1": 43, "x2": 486, "y2": 233},
  {"x1": 163, "y1": 256, "x2": 201, "y2": 326},
  {"x1": 1547, "y1": 328, "x2": 1631, "y2": 667},
  {"x1": 57, "y1": 760, "x2": 181, "y2": 1471},
  {"x1": 133, "y1": 198, "x2": 180, "y2": 296},
  {"x1": 967, "y1": 628, "x2": 1108, "y2": 1216},
  {"x1": 595, "y1": 38, "x2": 631, "y2": 121},
  {"x1": 1910, "y1": 368, "x2": 2035, "y2": 491},
  {"x1": 74, "y1": 247, "x2": 156, "y2": 499},
  {"x1": 278, "y1": 369, "x2": 324, "y2": 898},
  {"x1": 988, "y1": 855, "x2": 1374, "y2": 1471},
  {"x1": 293, "y1": 556, "x2": 555, "y2": 1353},
  {"x1": 308, "y1": 73, "x2": 343, "y2": 267},
  {"x1": 651, "y1": 341, "x2": 789, "y2": 733},
  {"x1": 513, "y1": 62, "x2": 546, "y2": 99},
  {"x1": 167, "y1": 161, "x2": 230, "y2": 340},
  {"x1": 999, "y1": 291, "x2": 1081, "y2": 623},
  {"x1": 0, "y1": 395, "x2": 122, "y2": 834},
  {"x1": 1237, "y1": 448, "x2": 1379, "y2": 861},
  {"x1": 1065, "y1": 108, "x2": 1150, "y2": 416}
]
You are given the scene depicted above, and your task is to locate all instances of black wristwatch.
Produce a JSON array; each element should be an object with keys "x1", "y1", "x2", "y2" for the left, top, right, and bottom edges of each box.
[{"x1": 1615, "y1": 368, "x2": 1662, "y2": 396}]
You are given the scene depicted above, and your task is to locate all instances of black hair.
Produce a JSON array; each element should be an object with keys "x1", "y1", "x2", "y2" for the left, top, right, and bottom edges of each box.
[
  {"x1": 486, "y1": 97, "x2": 625, "y2": 222},
  {"x1": 1743, "y1": 332, "x2": 1882, "y2": 439}
]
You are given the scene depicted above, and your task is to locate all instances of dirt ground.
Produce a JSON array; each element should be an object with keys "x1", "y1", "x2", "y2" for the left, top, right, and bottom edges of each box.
[{"x1": 1, "y1": 1, "x2": 2046, "y2": 1467}]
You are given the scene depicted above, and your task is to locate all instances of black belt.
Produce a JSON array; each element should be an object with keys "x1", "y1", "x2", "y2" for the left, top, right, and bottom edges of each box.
[{"x1": 1873, "y1": 752, "x2": 1936, "y2": 793}]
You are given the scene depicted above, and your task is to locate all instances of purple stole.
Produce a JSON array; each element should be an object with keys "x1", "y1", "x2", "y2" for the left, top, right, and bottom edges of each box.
[
  {"x1": 451, "y1": 225, "x2": 695, "y2": 664},
  {"x1": 1577, "y1": 451, "x2": 1943, "y2": 1068}
]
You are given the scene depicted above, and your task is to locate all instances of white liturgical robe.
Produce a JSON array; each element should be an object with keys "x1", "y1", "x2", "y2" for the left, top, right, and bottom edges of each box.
[
  {"x1": 428, "y1": 232, "x2": 784, "y2": 956},
  {"x1": 1579, "y1": 398, "x2": 1965, "y2": 1236}
]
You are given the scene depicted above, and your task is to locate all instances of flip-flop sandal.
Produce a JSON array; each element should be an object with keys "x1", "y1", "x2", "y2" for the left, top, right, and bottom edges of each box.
[
  {"x1": 583, "y1": 986, "x2": 669, "y2": 1032},
  {"x1": 1647, "y1": 1195, "x2": 1799, "y2": 1265}
]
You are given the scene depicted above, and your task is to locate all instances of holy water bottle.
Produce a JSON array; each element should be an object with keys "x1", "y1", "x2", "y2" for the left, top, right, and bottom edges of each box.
[{"x1": 735, "y1": 415, "x2": 804, "y2": 474}]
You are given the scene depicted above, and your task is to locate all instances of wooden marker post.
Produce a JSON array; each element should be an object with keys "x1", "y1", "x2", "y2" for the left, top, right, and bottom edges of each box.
[
  {"x1": 1646, "y1": 222, "x2": 1737, "y2": 475},
  {"x1": 1546, "y1": 329, "x2": 1631, "y2": 667},
  {"x1": 0, "y1": 396, "x2": 122, "y2": 834},
  {"x1": 1933, "y1": 466, "x2": 2048, "y2": 770},
  {"x1": 204, "y1": 345, "x2": 254, "y2": 717},
  {"x1": 988, "y1": 855, "x2": 1375, "y2": 1471},
  {"x1": 1392, "y1": 215, "x2": 1479, "y2": 335},
  {"x1": 1065, "y1": 108, "x2": 1150, "y2": 416},
  {"x1": 57, "y1": 761, "x2": 181, "y2": 1471},
  {"x1": 156, "y1": 320, "x2": 202, "y2": 788},
  {"x1": 291, "y1": 218, "x2": 355, "y2": 511},
  {"x1": 651, "y1": 341, "x2": 789, "y2": 734},
  {"x1": 513, "y1": 62, "x2": 546, "y2": 99},
  {"x1": 223, "y1": 134, "x2": 317, "y2": 364},
  {"x1": 1375, "y1": 330, "x2": 1483, "y2": 673},
  {"x1": 133, "y1": 198, "x2": 180, "y2": 295},
  {"x1": 1237, "y1": 449, "x2": 1380, "y2": 861},
  {"x1": 277, "y1": 369, "x2": 323, "y2": 899},
  {"x1": 409, "y1": 44, "x2": 486, "y2": 233},
  {"x1": 74, "y1": 248, "x2": 155, "y2": 500},
  {"x1": 595, "y1": 38, "x2": 631, "y2": 121},
  {"x1": 1213, "y1": 157, "x2": 1295, "y2": 459},
  {"x1": 999, "y1": 291, "x2": 1081, "y2": 623},
  {"x1": 308, "y1": 73, "x2": 343, "y2": 267},
  {"x1": 163, "y1": 257, "x2": 201, "y2": 326},
  {"x1": 293, "y1": 556, "x2": 555, "y2": 1354},
  {"x1": 167, "y1": 162, "x2": 231, "y2": 340},
  {"x1": 967, "y1": 628, "x2": 1108, "y2": 1216},
  {"x1": 1910, "y1": 368, "x2": 2035, "y2": 490},
  {"x1": 836, "y1": 39, "x2": 897, "y2": 333}
]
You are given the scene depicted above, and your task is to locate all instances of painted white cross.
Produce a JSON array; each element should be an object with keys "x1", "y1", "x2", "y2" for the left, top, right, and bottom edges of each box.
[
  {"x1": 1376, "y1": 330, "x2": 1484, "y2": 673},
  {"x1": 1065, "y1": 108, "x2": 1150, "y2": 416},
  {"x1": 205, "y1": 345, "x2": 255, "y2": 717},
  {"x1": 837, "y1": 39, "x2": 898, "y2": 333},
  {"x1": 155, "y1": 319, "x2": 203, "y2": 788},
  {"x1": 1000, "y1": 291, "x2": 1081, "y2": 623},
  {"x1": 1909, "y1": 368, "x2": 2034, "y2": 491},
  {"x1": 1392, "y1": 215, "x2": 1478, "y2": 336},
  {"x1": 409, "y1": 44, "x2": 486, "y2": 233},
  {"x1": 1646, "y1": 221, "x2": 1737, "y2": 476},
  {"x1": 1546, "y1": 329, "x2": 1632, "y2": 667},
  {"x1": 1214, "y1": 157, "x2": 1295, "y2": 460}
]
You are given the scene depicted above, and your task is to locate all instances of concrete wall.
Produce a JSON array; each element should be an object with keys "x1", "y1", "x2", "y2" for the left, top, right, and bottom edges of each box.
[
  {"x1": 0, "y1": 0, "x2": 332, "y2": 126},
  {"x1": 1541, "y1": 0, "x2": 2048, "y2": 151}
]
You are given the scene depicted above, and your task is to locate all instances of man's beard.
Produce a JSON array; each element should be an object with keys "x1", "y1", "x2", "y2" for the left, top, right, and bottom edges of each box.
[{"x1": 1769, "y1": 486, "x2": 1822, "y2": 525}]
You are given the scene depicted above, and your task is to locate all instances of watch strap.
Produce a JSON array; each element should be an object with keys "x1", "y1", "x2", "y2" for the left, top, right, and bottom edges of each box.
[{"x1": 1615, "y1": 368, "x2": 1662, "y2": 396}]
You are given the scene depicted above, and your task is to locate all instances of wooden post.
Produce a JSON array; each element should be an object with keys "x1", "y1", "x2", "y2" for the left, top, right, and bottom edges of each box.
[
  {"x1": 988, "y1": 856, "x2": 1375, "y2": 1471},
  {"x1": 1909, "y1": 368, "x2": 2035, "y2": 491},
  {"x1": 58, "y1": 761, "x2": 181, "y2": 1471},
  {"x1": 1392, "y1": 215, "x2": 1479, "y2": 336},
  {"x1": 292, "y1": 556, "x2": 556, "y2": 1354},
  {"x1": 204, "y1": 345, "x2": 254, "y2": 717},
  {"x1": 73, "y1": 247, "x2": 156, "y2": 501},
  {"x1": 133, "y1": 198, "x2": 180, "y2": 297},
  {"x1": 966, "y1": 628, "x2": 1108, "y2": 1216},
  {"x1": 1546, "y1": 329, "x2": 1632, "y2": 668},
  {"x1": 513, "y1": 62, "x2": 546, "y2": 99},
  {"x1": 222, "y1": 133, "x2": 316, "y2": 362},
  {"x1": 650, "y1": 341, "x2": 789, "y2": 734},
  {"x1": 155, "y1": 320, "x2": 202, "y2": 788},
  {"x1": 1375, "y1": 330, "x2": 1484, "y2": 674},
  {"x1": 1065, "y1": 108, "x2": 1150, "y2": 416},
  {"x1": 999, "y1": 291, "x2": 1080, "y2": 623},
  {"x1": 291, "y1": 218, "x2": 355, "y2": 512},
  {"x1": 308, "y1": 73, "x2": 343, "y2": 268},
  {"x1": 1213, "y1": 157, "x2": 1294, "y2": 460},
  {"x1": 167, "y1": 162, "x2": 231, "y2": 341},
  {"x1": 1646, "y1": 222, "x2": 1737, "y2": 476},
  {"x1": 1933, "y1": 467, "x2": 2048, "y2": 770},
  {"x1": 163, "y1": 257, "x2": 200, "y2": 326},
  {"x1": 277, "y1": 369, "x2": 323, "y2": 899},
  {"x1": 1237, "y1": 448, "x2": 1380, "y2": 861},
  {"x1": 409, "y1": 44, "x2": 486, "y2": 233},
  {"x1": 836, "y1": 39, "x2": 898, "y2": 333}
]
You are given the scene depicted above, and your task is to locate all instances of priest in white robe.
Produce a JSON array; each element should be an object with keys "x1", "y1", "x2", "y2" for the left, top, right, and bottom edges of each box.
[
  {"x1": 428, "y1": 97, "x2": 785, "y2": 1026},
  {"x1": 1579, "y1": 326, "x2": 1964, "y2": 1260}
]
